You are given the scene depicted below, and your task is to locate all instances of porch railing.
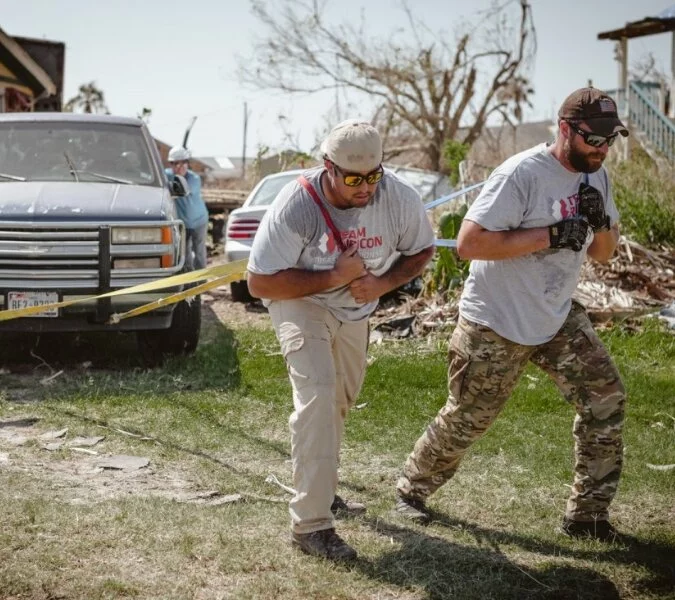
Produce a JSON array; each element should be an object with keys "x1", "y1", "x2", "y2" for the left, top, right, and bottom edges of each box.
[
  {"x1": 607, "y1": 82, "x2": 675, "y2": 163},
  {"x1": 628, "y1": 81, "x2": 675, "y2": 163}
]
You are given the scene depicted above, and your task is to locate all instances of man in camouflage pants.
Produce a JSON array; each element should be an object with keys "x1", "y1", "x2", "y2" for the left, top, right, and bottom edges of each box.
[{"x1": 395, "y1": 87, "x2": 628, "y2": 541}]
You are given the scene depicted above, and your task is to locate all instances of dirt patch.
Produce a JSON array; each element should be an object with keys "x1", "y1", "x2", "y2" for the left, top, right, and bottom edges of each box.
[
  {"x1": 0, "y1": 415, "x2": 263, "y2": 506},
  {"x1": 0, "y1": 282, "x2": 276, "y2": 506},
  {"x1": 201, "y1": 286, "x2": 270, "y2": 333}
]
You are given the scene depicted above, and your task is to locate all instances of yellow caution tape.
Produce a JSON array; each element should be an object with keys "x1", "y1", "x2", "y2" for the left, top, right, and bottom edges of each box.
[
  {"x1": 0, "y1": 259, "x2": 248, "y2": 322},
  {"x1": 108, "y1": 271, "x2": 244, "y2": 323}
]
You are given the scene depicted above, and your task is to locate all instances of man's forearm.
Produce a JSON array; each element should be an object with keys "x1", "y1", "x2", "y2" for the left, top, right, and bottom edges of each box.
[
  {"x1": 377, "y1": 246, "x2": 434, "y2": 295},
  {"x1": 587, "y1": 224, "x2": 620, "y2": 263},
  {"x1": 247, "y1": 269, "x2": 340, "y2": 300},
  {"x1": 457, "y1": 226, "x2": 550, "y2": 260}
]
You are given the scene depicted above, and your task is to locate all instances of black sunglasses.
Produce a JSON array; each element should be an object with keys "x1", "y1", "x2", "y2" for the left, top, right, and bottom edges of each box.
[
  {"x1": 331, "y1": 162, "x2": 383, "y2": 187},
  {"x1": 566, "y1": 121, "x2": 618, "y2": 148}
]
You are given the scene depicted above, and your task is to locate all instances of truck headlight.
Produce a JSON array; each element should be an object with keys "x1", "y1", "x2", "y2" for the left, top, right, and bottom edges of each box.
[
  {"x1": 112, "y1": 227, "x2": 170, "y2": 244},
  {"x1": 114, "y1": 258, "x2": 162, "y2": 269}
]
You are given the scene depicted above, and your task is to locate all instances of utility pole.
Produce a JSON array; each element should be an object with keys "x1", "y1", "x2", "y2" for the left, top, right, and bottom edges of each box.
[{"x1": 241, "y1": 102, "x2": 249, "y2": 179}]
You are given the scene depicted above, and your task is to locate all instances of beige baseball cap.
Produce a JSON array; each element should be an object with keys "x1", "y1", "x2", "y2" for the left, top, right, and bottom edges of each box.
[{"x1": 320, "y1": 119, "x2": 383, "y2": 172}]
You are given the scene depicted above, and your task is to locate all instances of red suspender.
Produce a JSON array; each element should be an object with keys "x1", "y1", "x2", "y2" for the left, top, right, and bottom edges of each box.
[{"x1": 297, "y1": 175, "x2": 346, "y2": 253}]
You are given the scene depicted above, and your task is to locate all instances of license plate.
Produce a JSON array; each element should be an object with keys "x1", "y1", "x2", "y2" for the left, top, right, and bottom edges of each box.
[{"x1": 7, "y1": 291, "x2": 59, "y2": 317}]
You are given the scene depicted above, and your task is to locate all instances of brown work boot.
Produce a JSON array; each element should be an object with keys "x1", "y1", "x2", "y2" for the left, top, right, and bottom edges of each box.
[
  {"x1": 291, "y1": 528, "x2": 357, "y2": 561},
  {"x1": 394, "y1": 493, "x2": 431, "y2": 524},
  {"x1": 331, "y1": 495, "x2": 366, "y2": 518},
  {"x1": 561, "y1": 518, "x2": 619, "y2": 542}
]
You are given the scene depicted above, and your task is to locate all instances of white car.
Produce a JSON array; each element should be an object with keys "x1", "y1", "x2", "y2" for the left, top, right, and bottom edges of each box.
[
  {"x1": 225, "y1": 169, "x2": 302, "y2": 301},
  {"x1": 225, "y1": 165, "x2": 445, "y2": 302}
]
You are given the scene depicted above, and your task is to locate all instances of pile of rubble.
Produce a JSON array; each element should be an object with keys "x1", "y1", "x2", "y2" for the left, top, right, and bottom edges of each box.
[
  {"x1": 372, "y1": 237, "x2": 675, "y2": 339},
  {"x1": 574, "y1": 238, "x2": 674, "y2": 322}
]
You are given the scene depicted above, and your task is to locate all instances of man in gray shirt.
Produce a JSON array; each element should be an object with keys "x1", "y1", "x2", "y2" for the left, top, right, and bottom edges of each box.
[
  {"x1": 248, "y1": 120, "x2": 434, "y2": 560},
  {"x1": 396, "y1": 87, "x2": 628, "y2": 542}
]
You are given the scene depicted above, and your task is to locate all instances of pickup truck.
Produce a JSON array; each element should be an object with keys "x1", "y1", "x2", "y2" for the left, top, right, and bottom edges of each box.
[{"x1": 0, "y1": 112, "x2": 200, "y2": 365}]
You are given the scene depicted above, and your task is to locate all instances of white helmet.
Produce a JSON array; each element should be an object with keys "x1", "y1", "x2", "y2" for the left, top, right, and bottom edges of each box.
[{"x1": 168, "y1": 146, "x2": 191, "y2": 162}]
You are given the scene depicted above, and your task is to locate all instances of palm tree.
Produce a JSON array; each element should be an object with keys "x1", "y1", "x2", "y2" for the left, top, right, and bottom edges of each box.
[{"x1": 64, "y1": 82, "x2": 109, "y2": 114}]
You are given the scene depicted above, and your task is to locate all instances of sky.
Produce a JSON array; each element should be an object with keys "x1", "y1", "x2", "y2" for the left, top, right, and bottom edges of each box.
[{"x1": 3, "y1": 0, "x2": 673, "y2": 160}]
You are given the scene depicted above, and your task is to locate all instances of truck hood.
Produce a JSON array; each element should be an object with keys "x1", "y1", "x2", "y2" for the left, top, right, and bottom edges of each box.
[{"x1": 0, "y1": 181, "x2": 170, "y2": 221}]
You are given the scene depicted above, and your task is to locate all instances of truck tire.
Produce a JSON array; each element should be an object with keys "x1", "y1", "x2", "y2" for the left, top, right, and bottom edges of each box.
[
  {"x1": 230, "y1": 280, "x2": 254, "y2": 303},
  {"x1": 136, "y1": 290, "x2": 201, "y2": 367}
]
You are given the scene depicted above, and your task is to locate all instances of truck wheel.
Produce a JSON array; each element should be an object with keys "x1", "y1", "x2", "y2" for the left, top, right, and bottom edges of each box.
[
  {"x1": 136, "y1": 292, "x2": 201, "y2": 367},
  {"x1": 230, "y1": 280, "x2": 253, "y2": 303}
]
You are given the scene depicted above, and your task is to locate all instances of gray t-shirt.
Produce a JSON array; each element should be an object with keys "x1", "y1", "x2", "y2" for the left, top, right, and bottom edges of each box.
[
  {"x1": 459, "y1": 143, "x2": 619, "y2": 346},
  {"x1": 248, "y1": 166, "x2": 434, "y2": 322}
]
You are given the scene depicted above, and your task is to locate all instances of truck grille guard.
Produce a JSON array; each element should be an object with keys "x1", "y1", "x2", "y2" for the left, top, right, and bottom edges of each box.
[{"x1": 0, "y1": 219, "x2": 186, "y2": 291}]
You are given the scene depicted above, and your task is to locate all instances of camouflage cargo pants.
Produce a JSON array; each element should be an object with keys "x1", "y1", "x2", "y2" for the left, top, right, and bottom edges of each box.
[{"x1": 397, "y1": 302, "x2": 626, "y2": 522}]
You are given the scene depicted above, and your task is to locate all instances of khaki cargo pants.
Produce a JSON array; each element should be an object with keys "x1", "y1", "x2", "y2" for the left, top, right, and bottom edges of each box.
[
  {"x1": 397, "y1": 302, "x2": 626, "y2": 522},
  {"x1": 268, "y1": 299, "x2": 369, "y2": 534}
]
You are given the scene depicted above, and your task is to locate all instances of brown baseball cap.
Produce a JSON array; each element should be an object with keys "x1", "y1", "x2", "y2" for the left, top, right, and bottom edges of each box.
[{"x1": 558, "y1": 87, "x2": 629, "y2": 137}]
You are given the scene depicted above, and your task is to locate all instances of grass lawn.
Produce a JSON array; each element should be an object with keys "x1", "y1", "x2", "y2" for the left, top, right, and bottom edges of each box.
[{"x1": 0, "y1": 317, "x2": 673, "y2": 599}]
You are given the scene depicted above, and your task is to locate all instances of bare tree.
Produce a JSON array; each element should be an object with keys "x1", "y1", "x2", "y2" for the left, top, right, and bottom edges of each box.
[
  {"x1": 64, "y1": 82, "x2": 109, "y2": 114},
  {"x1": 238, "y1": 0, "x2": 536, "y2": 172},
  {"x1": 137, "y1": 107, "x2": 153, "y2": 123},
  {"x1": 630, "y1": 53, "x2": 668, "y2": 85}
]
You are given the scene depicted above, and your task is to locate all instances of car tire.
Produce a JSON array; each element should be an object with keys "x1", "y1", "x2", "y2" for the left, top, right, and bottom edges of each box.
[
  {"x1": 230, "y1": 280, "x2": 254, "y2": 303},
  {"x1": 136, "y1": 288, "x2": 201, "y2": 367}
]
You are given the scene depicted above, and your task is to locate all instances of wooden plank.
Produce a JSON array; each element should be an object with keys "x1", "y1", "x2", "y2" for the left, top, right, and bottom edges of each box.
[{"x1": 202, "y1": 189, "x2": 249, "y2": 211}]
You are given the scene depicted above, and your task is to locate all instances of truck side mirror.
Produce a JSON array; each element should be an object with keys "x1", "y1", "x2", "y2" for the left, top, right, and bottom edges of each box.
[{"x1": 171, "y1": 174, "x2": 189, "y2": 197}]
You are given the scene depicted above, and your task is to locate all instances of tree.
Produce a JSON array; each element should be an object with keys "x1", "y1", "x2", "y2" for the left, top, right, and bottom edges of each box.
[
  {"x1": 238, "y1": 0, "x2": 536, "y2": 172},
  {"x1": 64, "y1": 82, "x2": 109, "y2": 114},
  {"x1": 137, "y1": 107, "x2": 153, "y2": 123}
]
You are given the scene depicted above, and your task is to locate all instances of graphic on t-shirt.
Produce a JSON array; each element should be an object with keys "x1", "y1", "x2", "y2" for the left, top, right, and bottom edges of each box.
[
  {"x1": 318, "y1": 231, "x2": 338, "y2": 254},
  {"x1": 551, "y1": 192, "x2": 580, "y2": 221},
  {"x1": 316, "y1": 227, "x2": 383, "y2": 254},
  {"x1": 344, "y1": 227, "x2": 383, "y2": 249}
]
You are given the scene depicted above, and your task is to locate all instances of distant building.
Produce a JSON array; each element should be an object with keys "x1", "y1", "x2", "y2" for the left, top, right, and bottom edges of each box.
[
  {"x1": 154, "y1": 137, "x2": 212, "y2": 177},
  {"x1": 0, "y1": 27, "x2": 64, "y2": 112},
  {"x1": 193, "y1": 155, "x2": 250, "y2": 181},
  {"x1": 466, "y1": 119, "x2": 556, "y2": 170}
]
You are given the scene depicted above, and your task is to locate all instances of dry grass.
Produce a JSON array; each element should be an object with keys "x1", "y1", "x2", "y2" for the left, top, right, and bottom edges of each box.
[{"x1": 0, "y1": 317, "x2": 673, "y2": 599}]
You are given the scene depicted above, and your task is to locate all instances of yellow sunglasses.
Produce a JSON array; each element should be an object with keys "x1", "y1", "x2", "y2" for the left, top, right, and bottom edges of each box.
[{"x1": 332, "y1": 162, "x2": 384, "y2": 187}]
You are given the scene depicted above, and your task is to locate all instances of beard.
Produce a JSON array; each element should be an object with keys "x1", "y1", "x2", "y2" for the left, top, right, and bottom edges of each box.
[{"x1": 565, "y1": 142, "x2": 605, "y2": 173}]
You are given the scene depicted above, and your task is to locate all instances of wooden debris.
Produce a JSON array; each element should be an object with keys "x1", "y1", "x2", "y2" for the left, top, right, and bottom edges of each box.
[
  {"x1": 66, "y1": 436, "x2": 105, "y2": 447},
  {"x1": 96, "y1": 455, "x2": 150, "y2": 471},
  {"x1": 370, "y1": 237, "x2": 673, "y2": 339},
  {"x1": 38, "y1": 428, "x2": 68, "y2": 441},
  {"x1": 646, "y1": 463, "x2": 675, "y2": 471}
]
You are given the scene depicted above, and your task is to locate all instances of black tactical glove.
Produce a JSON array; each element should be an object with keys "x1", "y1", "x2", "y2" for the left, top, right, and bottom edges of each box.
[
  {"x1": 578, "y1": 182, "x2": 610, "y2": 232},
  {"x1": 549, "y1": 218, "x2": 589, "y2": 252}
]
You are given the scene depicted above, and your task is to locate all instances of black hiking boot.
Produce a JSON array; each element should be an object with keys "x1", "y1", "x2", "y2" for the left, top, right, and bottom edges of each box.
[
  {"x1": 561, "y1": 518, "x2": 619, "y2": 542},
  {"x1": 331, "y1": 495, "x2": 366, "y2": 518},
  {"x1": 394, "y1": 493, "x2": 431, "y2": 524},
  {"x1": 291, "y1": 528, "x2": 358, "y2": 561}
]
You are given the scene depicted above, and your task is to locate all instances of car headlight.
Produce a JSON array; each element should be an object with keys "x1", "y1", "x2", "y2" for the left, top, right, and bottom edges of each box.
[{"x1": 112, "y1": 227, "x2": 171, "y2": 244}]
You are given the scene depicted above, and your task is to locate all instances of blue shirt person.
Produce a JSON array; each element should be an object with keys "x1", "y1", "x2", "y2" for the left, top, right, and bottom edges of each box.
[{"x1": 165, "y1": 146, "x2": 209, "y2": 270}]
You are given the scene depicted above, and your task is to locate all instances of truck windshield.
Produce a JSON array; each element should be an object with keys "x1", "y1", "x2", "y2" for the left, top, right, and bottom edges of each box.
[{"x1": 0, "y1": 121, "x2": 158, "y2": 185}]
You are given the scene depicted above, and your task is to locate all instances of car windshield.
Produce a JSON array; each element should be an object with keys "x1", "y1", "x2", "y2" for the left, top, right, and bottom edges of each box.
[
  {"x1": 0, "y1": 121, "x2": 158, "y2": 185},
  {"x1": 248, "y1": 173, "x2": 299, "y2": 207}
]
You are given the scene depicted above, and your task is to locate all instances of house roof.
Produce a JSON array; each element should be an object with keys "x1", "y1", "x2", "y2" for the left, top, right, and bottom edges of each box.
[
  {"x1": 0, "y1": 27, "x2": 56, "y2": 96},
  {"x1": 597, "y1": 5, "x2": 675, "y2": 40}
]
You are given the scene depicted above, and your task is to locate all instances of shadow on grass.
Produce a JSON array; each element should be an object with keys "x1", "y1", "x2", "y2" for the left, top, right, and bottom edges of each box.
[
  {"x1": 0, "y1": 306, "x2": 243, "y2": 399},
  {"x1": 353, "y1": 510, "x2": 673, "y2": 599},
  {"x1": 425, "y1": 511, "x2": 674, "y2": 597},
  {"x1": 40, "y1": 403, "x2": 290, "y2": 488},
  {"x1": 352, "y1": 517, "x2": 618, "y2": 600},
  {"x1": 170, "y1": 392, "x2": 291, "y2": 461}
]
